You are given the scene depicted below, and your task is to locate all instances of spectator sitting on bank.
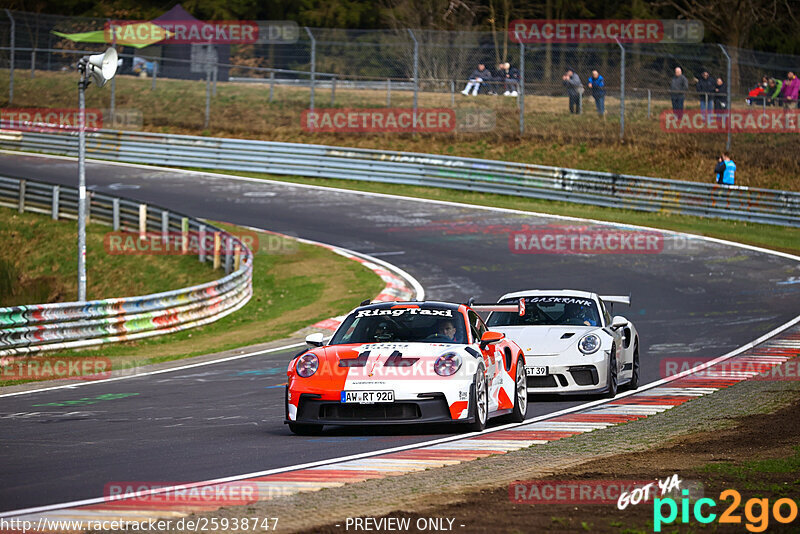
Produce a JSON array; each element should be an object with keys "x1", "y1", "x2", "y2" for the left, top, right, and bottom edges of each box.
[
  {"x1": 562, "y1": 68, "x2": 583, "y2": 113},
  {"x1": 766, "y1": 77, "x2": 783, "y2": 106},
  {"x1": 781, "y1": 71, "x2": 799, "y2": 108},
  {"x1": 461, "y1": 63, "x2": 488, "y2": 96},
  {"x1": 503, "y1": 62, "x2": 521, "y2": 96},
  {"x1": 670, "y1": 67, "x2": 689, "y2": 119},
  {"x1": 714, "y1": 156, "x2": 726, "y2": 184},
  {"x1": 587, "y1": 69, "x2": 606, "y2": 116},
  {"x1": 486, "y1": 63, "x2": 505, "y2": 95},
  {"x1": 713, "y1": 77, "x2": 727, "y2": 113},
  {"x1": 694, "y1": 69, "x2": 715, "y2": 116}
]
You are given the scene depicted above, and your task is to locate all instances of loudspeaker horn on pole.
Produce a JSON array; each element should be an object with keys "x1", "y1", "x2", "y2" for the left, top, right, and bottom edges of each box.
[{"x1": 86, "y1": 47, "x2": 118, "y2": 87}]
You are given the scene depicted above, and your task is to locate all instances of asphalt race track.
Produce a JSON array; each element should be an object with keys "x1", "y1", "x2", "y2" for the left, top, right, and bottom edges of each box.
[{"x1": 1, "y1": 152, "x2": 799, "y2": 513}]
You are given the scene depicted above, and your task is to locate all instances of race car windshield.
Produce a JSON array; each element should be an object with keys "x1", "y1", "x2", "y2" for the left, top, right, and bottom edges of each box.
[
  {"x1": 486, "y1": 297, "x2": 601, "y2": 327},
  {"x1": 330, "y1": 307, "x2": 468, "y2": 345}
]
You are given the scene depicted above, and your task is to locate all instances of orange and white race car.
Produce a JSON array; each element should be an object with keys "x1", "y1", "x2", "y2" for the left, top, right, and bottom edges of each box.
[{"x1": 285, "y1": 300, "x2": 528, "y2": 435}]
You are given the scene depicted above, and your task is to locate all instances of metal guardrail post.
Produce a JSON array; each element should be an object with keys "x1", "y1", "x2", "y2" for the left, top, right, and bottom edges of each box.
[
  {"x1": 305, "y1": 27, "x2": 316, "y2": 111},
  {"x1": 18, "y1": 179, "x2": 25, "y2": 213},
  {"x1": 233, "y1": 243, "x2": 241, "y2": 271},
  {"x1": 181, "y1": 217, "x2": 189, "y2": 253},
  {"x1": 52, "y1": 185, "x2": 59, "y2": 220},
  {"x1": 408, "y1": 29, "x2": 418, "y2": 121},
  {"x1": 718, "y1": 44, "x2": 732, "y2": 151},
  {"x1": 112, "y1": 198, "x2": 119, "y2": 230},
  {"x1": 224, "y1": 236, "x2": 233, "y2": 274},
  {"x1": 198, "y1": 224, "x2": 206, "y2": 262},
  {"x1": 213, "y1": 232, "x2": 221, "y2": 269},
  {"x1": 618, "y1": 39, "x2": 626, "y2": 141},
  {"x1": 161, "y1": 210, "x2": 169, "y2": 243},
  {"x1": 6, "y1": 9, "x2": 14, "y2": 105}
]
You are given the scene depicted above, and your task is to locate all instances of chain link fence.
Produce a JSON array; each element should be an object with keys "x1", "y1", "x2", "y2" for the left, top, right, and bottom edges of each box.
[{"x1": 0, "y1": 10, "x2": 798, "y2": 149}]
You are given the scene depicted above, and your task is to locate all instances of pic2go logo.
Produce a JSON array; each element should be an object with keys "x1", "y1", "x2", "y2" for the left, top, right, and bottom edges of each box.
[{"x1": 654, "y1": 489, "x2": 799, "y2": 532}]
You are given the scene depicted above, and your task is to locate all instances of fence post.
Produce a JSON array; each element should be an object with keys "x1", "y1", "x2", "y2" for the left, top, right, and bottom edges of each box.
[
  {"x1": 151, "y1": 61, "x2": 157, "y2": 90},
  {"x1": 224, "y1": 236, "x2": 233, "y2": 274},
  {"x1": 18, "y1": 179, "x2": 25, "y2": 213},
  {"x1": 617, "y1": 39, "x2": 625, "y2": 141},
  {"x1": 450, "y1": 80, "x2": 454, "y2": 107},
  {"x1": 138, "y1": 203, "x2": 147, "y2": 240},
  {"x1": 6, "y1": 9, "x2": 14, "y2": 105},
  {"x1": 181, "y1": 217, "x2": 189, "y2": 254},
  {"x1": 268, "y1": 71, "x2": 275, "y2": 102},
  {"x1": 30, "y1": 49, "x2": 35, "y2": 78},
  {"x1": 386, "y1": 78, "x2": 391, "y2": 107},
  {"x1": 305, "y1": 27, "x2": 315, "y2": 111},
  {"x1": 718, "y1": 44, "x2": 732, "y2": 151},
  {"x1": 213, "y1": 64, "x2": 218, "y2": 96},
  {"x1": 519, "y1": 40, "x2": 525, "y2": 135},
  {"x1": 204, "y1": 63, "x2": 211, "y2": 129},
  {"x1": 647, "y1": 89, "x2": 651, "y2": 119},
  {"x1": 331, "y1": 76, "x2": 336, "y2": 106},
  {"x1": 233, "y1": 243, "x2": 241, "y2": 271},
  {"x1": 161, "y1": 210, "x2": 169, "y2": 243},
  {"x1": 52, "y1": 185, "x2": 59, "y2": 220},
  {"x1": 408, "y1": 29, "x2": 419, "y2": 121},
  {"x1": 112, "y1": 198, "x2": 119, "y2": 230},
  {"x1": 198, "y1": 224, "x2": 206, "y2": 262},
  {"x1": 213, "y1": 232, "x2": 221, "y2": 269}
]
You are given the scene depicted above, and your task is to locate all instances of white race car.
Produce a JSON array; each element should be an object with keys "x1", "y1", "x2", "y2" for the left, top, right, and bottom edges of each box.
[{"x1": 485, "y1": 290, "x2": 639, "y2": 396}]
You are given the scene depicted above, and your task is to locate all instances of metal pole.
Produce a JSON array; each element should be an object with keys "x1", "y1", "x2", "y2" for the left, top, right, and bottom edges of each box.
[
  {"x1": 304, "y1": 27, "x2": 315, "y2": 111},
  {"x1": 519, "y1": 41, "x2": 525, "y2": 135},
  {"x1": 331, "y1": 76, "x2": 336, "y2": 106},
  {"x1": 408, "y1": 29, "x2": 418, "y2": 119},
  {"x1": 6, "y1": 9, "x2": 14, "y2": 105},
  {"x1": 269, "y1": 71, "x2": 274, "y2": 102},
  {"x1": 386, "y1": 78, "x2": 391, "y2": 107},
  {"x1": 30, "y1": 49, "x2": 35, "y2": 78},
  {"x1": 647, "y1": 89, "x2": 651, "y2": 118},
  {"x1": 618, "y1": 39, "x2": 625, "y2": 142},
  {"x1": 450, "y1": 80, "x2": 454, "y2": 107},
  {"x1": 77, "y1": 72, "x2": 87, "y2": 302},
  {"x1": 109, "y1": 19, "x2": 116, "y2": 119},
  {"x1": 213, "y1": 64, "x2": 218, "y2": 96},
  {"x1": 205, "y1": 64, "x2": 211, "y2": 129},
  {"x1": 152, "y1": 61, "x2": 157, "y2": 90},
  {"x1": 718, "y1": 44, "x2": 732, "y2": 151}
]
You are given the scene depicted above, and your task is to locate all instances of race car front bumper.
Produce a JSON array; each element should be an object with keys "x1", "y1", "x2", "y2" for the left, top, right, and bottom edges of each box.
[{"x1": 524, "y1": 350, "x2": 611, "y2": 395}]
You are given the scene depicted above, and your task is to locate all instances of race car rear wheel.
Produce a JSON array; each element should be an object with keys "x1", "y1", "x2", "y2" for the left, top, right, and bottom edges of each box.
[
  {"x1": 507, "y1": 358, "x2": 527, "y2": 423},
  {"x1": 288, "y1": 422, "x2": 324, "y2": 435},
  {"x1": 465, "y1": 370, "x2": 488, "y2": 432},
  {"x1": 605, "y1": 345, "x2": 618, "y2": 398}
]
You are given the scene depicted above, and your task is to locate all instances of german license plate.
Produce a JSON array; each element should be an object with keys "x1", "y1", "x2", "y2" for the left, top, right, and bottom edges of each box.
[
  {"x1": 526, "y1": 366, "x2": 547, "y2": 376},
  {"x1": 341, "y1": 390, "x2": 395, "y2": 404}
]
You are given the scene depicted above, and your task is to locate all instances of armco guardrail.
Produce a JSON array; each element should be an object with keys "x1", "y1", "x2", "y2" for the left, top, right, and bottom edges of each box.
[
  {"x1": 0, "y1": 175, "x2": 253, "y2": 356},
  {"x1": 0, "y1": 127, "x2": 798, "y2": 227}
]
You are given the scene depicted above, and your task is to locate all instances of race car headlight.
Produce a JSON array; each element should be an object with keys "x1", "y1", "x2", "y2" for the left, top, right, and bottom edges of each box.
[
  {"x1": 434, "y1": 352, "x2": 462, "y2": 376},
  {"x1": 296, "y1": 353, "x2": 319, "y2": 377},
  {"x1": 578, "y1": 334, "x2": 601, "y2": 355}
]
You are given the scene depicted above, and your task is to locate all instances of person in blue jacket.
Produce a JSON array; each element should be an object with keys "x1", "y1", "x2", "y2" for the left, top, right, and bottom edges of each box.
[
  {"x1": 587, "y1": 70, "x2": 606, "y2": 116},
  {"x1": 722, "y1": 152, "x2": 736, "y2": 185}
]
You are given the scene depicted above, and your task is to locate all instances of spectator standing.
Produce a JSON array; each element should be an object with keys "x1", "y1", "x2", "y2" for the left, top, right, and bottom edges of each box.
[
  {"x1": 503, "y1": 62, "x2": 521, "y2": 96},
  {"x1": 713, "y1": 77, "x2": 727, "y2": 113},
  {"x1": 670, "y1": 67, "x2": 689, "y2": 119},
  {"x1": 562, "y1": 68, "x2": 583, "y2": 113},
  {"x1": 695, "y1": 69, "x2": 715, "y2": 116},
  {"x1": 587, "y1": 69, "x2": 606, "y2": 116},
  {"x1": 714, "y1": 156, "x2": 726, "y2": 184},
  {"x1": 781, "y1": 72, "x2": 799, "y2": 108},
  {"x1": 721, "y1": 152, "x2": 736, "y2": 185},
  {"x1": 461, "y1": 63, "x2": 488, "y2": 96},
  {"x1": 766, "y1": 77, "x2": 783, "y2": 106}
]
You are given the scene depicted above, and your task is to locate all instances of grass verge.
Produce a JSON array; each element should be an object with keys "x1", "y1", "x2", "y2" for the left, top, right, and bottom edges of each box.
[
  {"x1": 0, "y1": 218, "x2": 385, "y2": 386},
  {"x1": 200, "y1": 169, "x2": 800, "y2": 256}
]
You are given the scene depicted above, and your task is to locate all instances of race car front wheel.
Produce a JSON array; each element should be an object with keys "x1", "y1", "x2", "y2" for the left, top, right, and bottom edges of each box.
[
  {"x1": 465, "y1": 370, "x2": 488, "y2": 432},
  {"x1": 507, "y1": 358, "x2": 527, "y2": 423},
  {"x1": 605, "y1": 344, "x2": 618, "y2": 398}
]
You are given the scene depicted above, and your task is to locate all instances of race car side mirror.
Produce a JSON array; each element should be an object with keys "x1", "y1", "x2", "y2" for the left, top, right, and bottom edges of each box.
[
  {"x1": 305, "y1": 332, "x2": 324, "y2": 347},
  {"x1": 480, "y1": 331, "x2": 504, "y2": 349},
  {"x1": 610, "y1": 316, "x2": 629, "y2": 330}
]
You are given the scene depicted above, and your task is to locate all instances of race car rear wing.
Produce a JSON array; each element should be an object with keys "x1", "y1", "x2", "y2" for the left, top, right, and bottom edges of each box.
[
  {"x1": 468, "y1": 298, "x2": 527, "y2": 316},
  {"x1": 600, "y1": 295, "x2": 631, "y2": 306}
]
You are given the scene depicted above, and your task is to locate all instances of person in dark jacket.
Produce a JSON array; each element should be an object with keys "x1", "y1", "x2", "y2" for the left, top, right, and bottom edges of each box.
[
  {"x1": 694, "y1": 69, "x2": 715, "y2": 116},
  {"x1": 461, "y1": 64, "x2": 488, "y2": 96},
  {"x1": 587, "y1": 70, "x2": 606, "y2": 116},
  {"x1": 503, "y1": 62, "x2": 521, "y2": 96},
  {"x1": 713, "y1": 77, "x2": 727, "y2": 113},
  {"x1": 714, "y1": 156, "x2": 726, "y2": 184},
  {"x1": 670, "y1": 67, "x2": 689, "y2": 119},
  {"x1": 562, "y1": 68, "x2": 583, "y2": 114}
]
